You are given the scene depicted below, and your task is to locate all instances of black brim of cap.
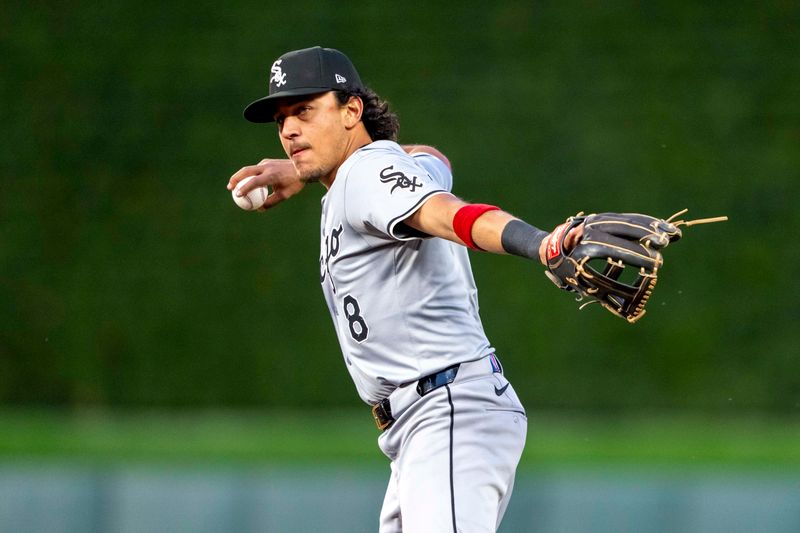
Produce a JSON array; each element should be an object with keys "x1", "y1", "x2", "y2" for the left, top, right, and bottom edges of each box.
[{"x1": 243, "y1": 87, "x2": 332, "y2": 123}]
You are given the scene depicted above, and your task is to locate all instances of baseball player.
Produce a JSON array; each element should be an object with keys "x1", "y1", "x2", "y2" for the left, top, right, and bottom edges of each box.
[{"x1": 228, "y1": 46, "x2": 582, "y2": 533}]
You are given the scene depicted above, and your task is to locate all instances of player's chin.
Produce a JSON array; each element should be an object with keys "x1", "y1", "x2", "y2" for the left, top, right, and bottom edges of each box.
[{"x1": 298, "y1": 166, "x2": 323, "y2": 184}]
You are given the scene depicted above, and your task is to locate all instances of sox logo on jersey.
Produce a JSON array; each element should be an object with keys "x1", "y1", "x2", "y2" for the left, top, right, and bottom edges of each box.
[{"x1": 379, "y1": 166, "x2": 423, "y2": 194}]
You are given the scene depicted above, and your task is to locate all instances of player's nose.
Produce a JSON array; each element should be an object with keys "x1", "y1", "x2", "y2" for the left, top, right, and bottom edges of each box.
[{"x1": 280, "y1": 116, "x2": 301, "y2": 140}]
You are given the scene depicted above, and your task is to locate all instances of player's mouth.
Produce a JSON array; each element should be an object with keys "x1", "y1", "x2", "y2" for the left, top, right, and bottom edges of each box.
[{"x1": 291, "y1": 145, "x2": 310, "y2": 159}]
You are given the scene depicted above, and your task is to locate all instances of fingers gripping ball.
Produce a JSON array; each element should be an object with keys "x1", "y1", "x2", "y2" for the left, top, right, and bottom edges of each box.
[
  {"x1": 545, "y1": 210, "x2": 727, "y2": 323},
  {"x1": 232, "y1": 176, "x2": 269, "y2": 211}
]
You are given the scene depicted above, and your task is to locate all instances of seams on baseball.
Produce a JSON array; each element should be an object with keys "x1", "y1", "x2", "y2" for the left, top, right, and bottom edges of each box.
[{"x1": 232, "y1": 176, "x2": 269, "y2": 210}]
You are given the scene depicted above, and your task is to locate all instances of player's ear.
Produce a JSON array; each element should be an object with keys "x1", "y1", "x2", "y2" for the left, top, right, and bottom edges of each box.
[{"x1": 341, "y1": 95, "x2": 364, "y2": 129}]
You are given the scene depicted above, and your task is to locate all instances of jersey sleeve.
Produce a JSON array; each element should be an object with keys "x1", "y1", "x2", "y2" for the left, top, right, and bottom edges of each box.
[
  {"x1": 344, "y1": 149, "x2": 449, "y2": 241},
  {"x1": 411, "y1": 153, "x2": 453, "y2": 192}
]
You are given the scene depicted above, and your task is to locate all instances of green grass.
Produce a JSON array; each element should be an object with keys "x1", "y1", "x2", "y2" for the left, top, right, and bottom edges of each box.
[{"x1": 1, "y1": 409, "x2": 799, "y2": 470}]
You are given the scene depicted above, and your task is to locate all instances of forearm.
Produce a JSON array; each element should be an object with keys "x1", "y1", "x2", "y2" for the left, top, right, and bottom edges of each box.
[
  {"x1": 468, "y1": 210, "x2": 549, "y2": 263},
  {"x1": 464, "y1": 209, "x2": 517, "y2": 254},
  {"x1": 405, "y1": 194, "x2": 549, "y2": 264}
]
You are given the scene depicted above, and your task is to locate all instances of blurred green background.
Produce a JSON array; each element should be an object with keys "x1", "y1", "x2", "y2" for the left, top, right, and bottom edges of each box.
[
  {"x1": 2, "y1": 1, "x2": 799, "y2": 531},
  {"x1": 2, "y1": 0, "x2": 797, "y2": 412}
]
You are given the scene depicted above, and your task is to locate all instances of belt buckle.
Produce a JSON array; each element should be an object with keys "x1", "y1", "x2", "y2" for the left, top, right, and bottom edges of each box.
[{"x1": 371, "y1": 399, "x2": 394, "y2": 431}]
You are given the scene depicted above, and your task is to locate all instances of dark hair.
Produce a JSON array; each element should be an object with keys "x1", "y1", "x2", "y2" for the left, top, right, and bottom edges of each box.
[{"x1": 335, "y1": 87, "x2": 399, "y2": 142}]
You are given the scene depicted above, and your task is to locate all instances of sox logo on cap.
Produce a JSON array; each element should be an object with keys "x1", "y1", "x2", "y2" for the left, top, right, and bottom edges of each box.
[{"x1": 270, "y1": 60, "x2": 286, "y2": 87}]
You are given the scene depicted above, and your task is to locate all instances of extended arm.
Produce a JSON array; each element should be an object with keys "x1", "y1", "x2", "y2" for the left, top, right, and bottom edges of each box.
[
  {"x1": 400, "y1": 146, "x2": 583, "y2": 263},
  {"x1": 403, "y1": 194, "x2": 559, "y2": 265}
]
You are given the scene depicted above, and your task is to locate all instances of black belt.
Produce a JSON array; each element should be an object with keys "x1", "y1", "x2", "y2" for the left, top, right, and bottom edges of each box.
[{"x1": 371, "y1": 363, "x2": 460, "y2": 431}]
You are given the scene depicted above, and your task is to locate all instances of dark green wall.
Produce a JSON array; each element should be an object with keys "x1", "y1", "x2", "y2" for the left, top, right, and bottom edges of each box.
[{"x1": 2, "y1": 1, "x2": 798, "y2": 410}]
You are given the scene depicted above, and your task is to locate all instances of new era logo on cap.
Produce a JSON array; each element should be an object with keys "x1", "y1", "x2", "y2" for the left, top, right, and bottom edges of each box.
[{"x1": 244, "y1": 46, "x2": 364, "y2": 123}]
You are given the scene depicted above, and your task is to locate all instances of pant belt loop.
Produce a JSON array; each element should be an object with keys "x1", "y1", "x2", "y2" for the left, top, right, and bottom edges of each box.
[
  {"x1": 489, "y1": 353, "x2": 503, "y2": 374},
  {"x1": 371, "y1": 398, "x2": 393, "y2": 431},
  {"x1": 416, "y1": 363, "x2": 460, "y2": 397}
]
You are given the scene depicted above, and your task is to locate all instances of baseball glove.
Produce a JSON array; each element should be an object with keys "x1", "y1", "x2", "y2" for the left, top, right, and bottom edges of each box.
[{"x1": 544, "y1": 209, "x2": 727, "y2": 323}]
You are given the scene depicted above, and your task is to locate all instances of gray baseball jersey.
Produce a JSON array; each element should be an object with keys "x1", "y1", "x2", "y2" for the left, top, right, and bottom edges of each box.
[{"x1": 319, "y1": 140, "x2": 494, "y2": 404}]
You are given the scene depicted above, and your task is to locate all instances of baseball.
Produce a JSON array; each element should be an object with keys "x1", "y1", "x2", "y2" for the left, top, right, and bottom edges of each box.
[{"x1": 232, "y1": 176, "x2": 269, "y2": 211}]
